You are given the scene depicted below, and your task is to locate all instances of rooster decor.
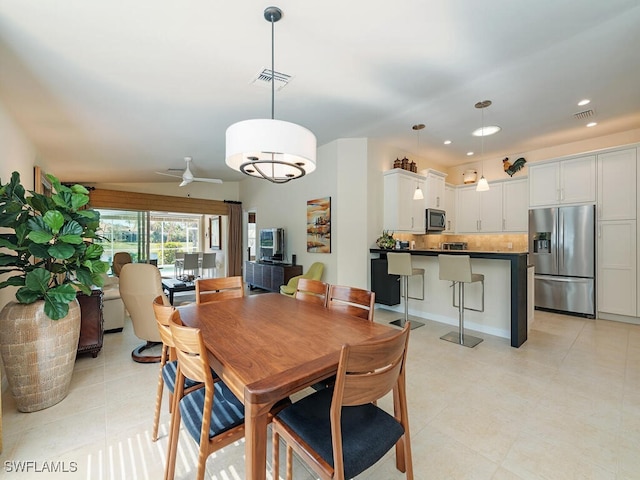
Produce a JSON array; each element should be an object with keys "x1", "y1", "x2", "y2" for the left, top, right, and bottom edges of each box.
[{"x1": 503, "y1": 157, "x2": 526, "y2": 177}]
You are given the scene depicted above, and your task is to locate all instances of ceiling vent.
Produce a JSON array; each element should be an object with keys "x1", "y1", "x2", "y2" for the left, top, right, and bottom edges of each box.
[
  {"x1": 251, "y1": 68, "x2": 292, "y2": 91},
  {"x1": 573, "y1": 109, "x2": 595, "y2": 120}
]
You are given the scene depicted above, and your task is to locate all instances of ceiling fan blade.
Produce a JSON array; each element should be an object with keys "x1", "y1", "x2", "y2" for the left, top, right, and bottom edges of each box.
[
  {"x1": 179, "y1": 179, "x2": 192, "y2": 187},
  {"x1": 193, "y1": 177, "x2": 223, "y2": 184},
  {"x1": 155, "y1": 171, "x2": 183, "y2": 179}
]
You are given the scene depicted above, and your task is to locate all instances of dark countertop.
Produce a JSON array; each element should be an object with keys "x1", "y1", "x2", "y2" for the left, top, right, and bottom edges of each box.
[{"x1": 370, "y1": 248, "x2": 528, "y2": 260}]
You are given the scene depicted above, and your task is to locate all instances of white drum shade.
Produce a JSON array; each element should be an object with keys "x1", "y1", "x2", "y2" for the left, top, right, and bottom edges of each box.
[{"x1": 225, "y1": 119, "x2": 317, "y2": 182}]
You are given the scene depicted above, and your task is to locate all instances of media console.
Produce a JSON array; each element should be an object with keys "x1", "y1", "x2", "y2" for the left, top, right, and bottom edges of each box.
[{"x1": 245, "y1": 261, "x2": 302, "y2": 293}]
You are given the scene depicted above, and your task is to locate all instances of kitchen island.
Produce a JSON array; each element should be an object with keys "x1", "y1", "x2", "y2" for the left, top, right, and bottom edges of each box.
[{"x1": 370, "y1": 248, "x2": 528, "y2": 347}]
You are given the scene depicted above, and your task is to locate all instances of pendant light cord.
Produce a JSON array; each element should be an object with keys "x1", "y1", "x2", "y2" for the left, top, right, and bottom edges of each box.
[{"x1": 270, "y1": 12, "x2": 275, "y2": 120}]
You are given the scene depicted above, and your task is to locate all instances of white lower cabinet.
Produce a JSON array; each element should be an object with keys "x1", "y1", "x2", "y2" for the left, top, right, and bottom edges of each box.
[{"x1": 597, "y1": 220, "x2": 637, "y2": 316}]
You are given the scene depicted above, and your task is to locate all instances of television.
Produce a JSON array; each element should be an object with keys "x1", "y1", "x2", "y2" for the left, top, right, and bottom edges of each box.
[{"x1": 259, "y1": 228, "x2": 285, "y2": 262}]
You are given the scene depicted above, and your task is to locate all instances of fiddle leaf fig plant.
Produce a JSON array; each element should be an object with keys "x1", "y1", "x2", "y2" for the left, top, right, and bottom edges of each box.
[{"x1": 0, "y1": 171, "x2": 109, "y2": 320}]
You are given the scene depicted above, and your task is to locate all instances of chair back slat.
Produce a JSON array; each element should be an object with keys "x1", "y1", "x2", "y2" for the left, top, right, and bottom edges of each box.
[
  {"x1": 196, "y1": 276, "x2": 244, "y2": 304},
  {"x1": 326, "y1": 284, "x2": 375, "y2": 321},
  {"x1": 169, "y1": 311, "x2": 213, "y2": 385},
  {"x1": 295, "y1": 278, "x2": 329, "y2": 306}
]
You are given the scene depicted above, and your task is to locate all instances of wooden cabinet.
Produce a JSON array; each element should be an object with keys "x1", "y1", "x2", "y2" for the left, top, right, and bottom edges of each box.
[
  {"x1": 77, "y1": 289, "x2": 103, "y2": 358},
  {"x1": 529, "y1": 155, "x2": 596, "y2": 207},
  {"x1": 424, "y1": 169, "x2": 446, "y2": 209},
  {"x1": 444, "y1": 184, "x2": 456, "y2": 233},
  {"x1": 456, "y1": 183, "x2": 503, "y2": 233},
  {"x1": 502, "y1": 178, "x2": 529, "y2": 232},
  {"x1": 244, "y1": 261, "x2": 303, "y2": 292},
  {"x1": 383, "y1": 169, "x2": 426, "y2": 232}
]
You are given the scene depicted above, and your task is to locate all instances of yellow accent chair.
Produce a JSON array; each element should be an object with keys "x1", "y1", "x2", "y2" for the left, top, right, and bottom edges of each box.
[{"x1": 279, "y1": 262, "x2": 324, "y2": 296}]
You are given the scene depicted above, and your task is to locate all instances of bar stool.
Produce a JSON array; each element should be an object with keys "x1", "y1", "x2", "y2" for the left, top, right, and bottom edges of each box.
[
  {"x1": 438, "y1": 254, "x2": 484, "y2": 348},
  {"x1": 387, "y1": 252, "x2": 424, "y2": 329}
]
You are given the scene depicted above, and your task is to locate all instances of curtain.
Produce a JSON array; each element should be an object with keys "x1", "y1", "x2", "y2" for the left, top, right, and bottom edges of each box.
[{"x1": 227, "y1": 203, "x2": 243, "y2": 276}]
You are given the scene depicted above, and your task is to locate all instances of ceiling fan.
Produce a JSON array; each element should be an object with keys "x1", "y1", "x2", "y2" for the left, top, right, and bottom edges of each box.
[{"x1": 156, "y1": 157, "x2": 223, "y2": 186}]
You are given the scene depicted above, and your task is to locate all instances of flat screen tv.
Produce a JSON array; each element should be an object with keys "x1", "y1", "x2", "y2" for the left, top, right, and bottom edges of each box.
[{"x1": 259, "y1": 228, "x2": 285, "y2": 262}]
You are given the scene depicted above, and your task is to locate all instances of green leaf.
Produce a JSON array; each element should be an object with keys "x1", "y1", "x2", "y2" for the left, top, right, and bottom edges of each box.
[
  {"x1": 24, "y1": 268, "x2": 51, "y2": 294},
  {"x1": 85, "y1": 243, "x2": 104, "y2": 259},
  {"x1": 0, "y1": 235, "x2": 18, "y2": 249},
  {"x1": 48, "y1": 242, "x2": 76, "y2": 260},
  {"x1": 28, "y1": 243, "x2": 51, "y2": 259},
  {"x1": 0, "y1": 276, "x2": 25, "y2": 289},
  {"x1": 27, "y1": 230, "x2": 54, "y2": 244},
  {"x1": 43, "y1": 210, "x2": 65, "y2": 233},
  {"x1": 71, "y1": 193, "x2": 89, "y2": 210},
  {"x1": 43, "y1": 296, "x2": 69, "y2": 320},
  {"x1": 74, "y1": 267, "x2": 94, "y2": 286},
  {"x1": 48, "y1": 283, "x2": 77, "y2": 304},
  {"x1": 69, "y1": 184, "x2": 89, "y2": 195},
  {"x1": 16, "y1": 287, "x2": 41, "y2": 304}
]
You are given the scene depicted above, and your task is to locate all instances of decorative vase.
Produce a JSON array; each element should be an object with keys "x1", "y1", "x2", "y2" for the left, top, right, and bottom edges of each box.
[{"x1": 0, "y1": 299, "x2": 81, "y2": 412}]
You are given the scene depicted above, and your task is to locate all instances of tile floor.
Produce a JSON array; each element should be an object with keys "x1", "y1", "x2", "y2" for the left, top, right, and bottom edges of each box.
[{"x1": 2, "y1": 303, "x2": 640, "y2": 479}]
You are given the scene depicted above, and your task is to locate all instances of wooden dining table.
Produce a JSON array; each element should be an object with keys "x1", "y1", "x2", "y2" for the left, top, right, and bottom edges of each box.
[{"x1": 177, "y1": 292, "x2": 397, "y2": 480}]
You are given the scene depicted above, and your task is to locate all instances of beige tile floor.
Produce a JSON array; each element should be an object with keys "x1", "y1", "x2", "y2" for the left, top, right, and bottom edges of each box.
[{"x1": 2, "y1": 303, "x2": 640, "y2": 479}]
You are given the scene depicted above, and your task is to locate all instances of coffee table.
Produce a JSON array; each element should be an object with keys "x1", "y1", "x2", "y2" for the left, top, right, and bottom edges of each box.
[{"x1": 161, "y1": 278, "x2": 196, "y2": 305}]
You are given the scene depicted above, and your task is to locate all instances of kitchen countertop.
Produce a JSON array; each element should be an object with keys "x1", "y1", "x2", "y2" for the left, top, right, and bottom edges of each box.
[{"x1": 370, "y1": 248, "x2": 528, "y2": 257}]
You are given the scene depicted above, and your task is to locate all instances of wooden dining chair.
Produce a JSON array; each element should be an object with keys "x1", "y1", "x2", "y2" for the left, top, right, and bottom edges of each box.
[
  {"x1": 326, "y1": 284, "x2": 376, "y2": 321},
  {"x1": 295, "y1": 278, "x2": 329, "y2": 306},
  {"x1": 151, "y1": 295, "x2": 208, "y2": 442},
  {"x1": 165, "y1": 311, "x2": 246, "y2": 480},
  {"x1": 195, "y1": 276, "x2": 244, "y2": 304},
  {"x1": 272, "y1": 322, "x2": 413, "y2": 480}
]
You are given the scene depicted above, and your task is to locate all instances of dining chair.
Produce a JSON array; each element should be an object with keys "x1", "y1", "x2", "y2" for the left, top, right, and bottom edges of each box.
[
  {"x1": 112, "y1": 251, "x2": 132, "y2": 277},
  {"x1": 195, "y1": 276, "x2": 244, "y2": 304},
  {"x1": 151, "y1": 295, "x2": 208, "y2": 442},
  {"x1": 165, "y1": 310, "x2": 246, "y2": 480},
  {"x1": 326, "y1": 284, "x2": 376, "y2": 321},
  {"x1": 295, "y1": 278, "x2": 329, "y2": 306},
  {"x1": 200, "y1": 252, "x2": 217, "y2": 278},
  {"x1": 174, "y1": 251, "x2": 185, "y2": 278},
  {"x1": 272, "y1": 322, "x2": 413, "y2": 480},
  {"x1": 181, "y1": 252, "x2": 200, "y2": 278}
]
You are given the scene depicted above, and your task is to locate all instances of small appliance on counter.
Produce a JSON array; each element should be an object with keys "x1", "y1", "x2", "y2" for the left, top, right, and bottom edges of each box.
[{"x1": 442, "y1": 242, "x2": 467, "y2": 251}]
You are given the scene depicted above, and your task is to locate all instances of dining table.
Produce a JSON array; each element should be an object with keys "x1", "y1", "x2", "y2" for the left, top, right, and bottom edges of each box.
[{"x1": 177, "y1": 292, "x2": 398, "y2": 480}]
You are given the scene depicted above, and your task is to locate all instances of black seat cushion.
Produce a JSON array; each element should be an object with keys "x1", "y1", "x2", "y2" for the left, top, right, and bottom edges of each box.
[
  {"x1": 179, "y1": 381, "x2": 245, "y2": 445},
  {"x1": 276, "y1": 388, "x2": 404, "y2": 479}
]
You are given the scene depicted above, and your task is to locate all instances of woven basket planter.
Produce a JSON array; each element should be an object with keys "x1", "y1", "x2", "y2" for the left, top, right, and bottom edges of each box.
[{"x1": 0, "y1": 299, "x2": 81, "y2": 412}]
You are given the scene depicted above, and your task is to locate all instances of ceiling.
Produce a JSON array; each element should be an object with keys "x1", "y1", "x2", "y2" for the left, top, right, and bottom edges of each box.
[{"x1": 1, "y1": 1, "x2": 640, "y2": 185}]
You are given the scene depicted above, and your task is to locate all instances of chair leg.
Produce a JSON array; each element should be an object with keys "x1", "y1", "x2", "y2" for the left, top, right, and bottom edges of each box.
[
  {"x1": 272, "y1": 428, "x2": 280, "y2": 480},
  {"x1": 286, "y1": 445, "x2": 293, "y2": 480},
  {"x1": 152, "y1": 366, "x2": 165, "y2": 441},
  {"x1": 440, "y1": 282, "x2": 483, "y2": 348}
]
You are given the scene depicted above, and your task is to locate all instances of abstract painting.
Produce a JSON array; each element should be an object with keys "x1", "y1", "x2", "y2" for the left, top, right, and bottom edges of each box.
[{"x1": 307, "y1": 197, "x2": 331, "y2": 253}]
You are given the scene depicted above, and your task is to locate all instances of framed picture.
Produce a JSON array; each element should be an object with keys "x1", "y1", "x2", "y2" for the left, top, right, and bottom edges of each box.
[
  {"x1": 210, "y1": 216, "x2": 221, "y2": 249},
  {"x1": 307, "y1": 197, "x2": 331, "y2": 253}
]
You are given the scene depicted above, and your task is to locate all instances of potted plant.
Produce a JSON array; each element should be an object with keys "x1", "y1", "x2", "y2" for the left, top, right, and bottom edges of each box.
[
  {"x1": 376, "y1": 230, "x2": 396, "y2": 249},
  {"x1": 0, "y1": 171, "x2": 109, "y2": 412}
]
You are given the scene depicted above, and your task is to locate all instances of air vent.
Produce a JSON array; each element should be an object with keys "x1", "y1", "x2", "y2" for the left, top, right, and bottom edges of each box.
[
  {"x1": 573, "y1": 109, "x2": 595, "y2": 120},
  {"x1": 251, "y1": 68, "x2": 292, "y2": 91}
]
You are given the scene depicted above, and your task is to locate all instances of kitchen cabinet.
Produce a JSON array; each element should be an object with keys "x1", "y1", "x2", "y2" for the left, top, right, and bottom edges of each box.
[
  {"x1": 457, "y1": 183, "x2": 503, "y2": 233},
  {"x1": 597, "y1": 220, "x2": 637, "y2": 316},
  {"x1": 444, "y1": 184, "x2": 456, "y2": 233},
  {"x1": 597, "y1": 148, "x2": 637, "y2": 221},
  {"x1": 423, "y1": 169, "x2": 447, "y2": 209},
  {"x1": 529, "y1": 155, "x2": 596, "y2": 207},
  {"x1": 502, "y1": 178, "x2": 529, "y2": 232},
  {"x1": 383, "y1": 169, "x2": 426, "y2": 232}
]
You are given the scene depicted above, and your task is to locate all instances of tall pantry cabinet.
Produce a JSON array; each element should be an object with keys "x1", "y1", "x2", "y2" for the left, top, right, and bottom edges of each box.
[{"x1": 596, "y1": 147, "x2": 638, "y2": 319}]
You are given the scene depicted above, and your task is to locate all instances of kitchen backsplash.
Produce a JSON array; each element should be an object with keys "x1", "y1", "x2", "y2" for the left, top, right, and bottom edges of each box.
[{"x1": 393, "y1": 233, "x2": 528, "y2": 252}]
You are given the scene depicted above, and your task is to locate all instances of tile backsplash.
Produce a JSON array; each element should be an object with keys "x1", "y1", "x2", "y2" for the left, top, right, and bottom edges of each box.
[{"x1": 393, "y1": 233, "x2": 528, "y2": 252}]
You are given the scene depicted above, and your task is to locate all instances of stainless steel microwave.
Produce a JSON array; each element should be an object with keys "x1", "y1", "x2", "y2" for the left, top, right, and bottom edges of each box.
[{"x1": 426, "y1": 208, "x2": 446, "y2": 232}]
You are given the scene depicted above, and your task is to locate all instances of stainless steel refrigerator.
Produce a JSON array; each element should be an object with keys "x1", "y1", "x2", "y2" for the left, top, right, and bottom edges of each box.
[{"x1": 528, "y1": 205, "x2": 595, "y2": 317}]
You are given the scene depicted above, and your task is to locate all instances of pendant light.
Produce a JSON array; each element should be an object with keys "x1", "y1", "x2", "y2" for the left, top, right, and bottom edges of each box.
[
  {"x1": 412, "y1": 124, "x2": 425, "y2": 200},
  {"x1": 225, "y1": 7, "x2": 317, "y2": 183},
  {"x1": 475, "y1": 100, "x2": 491, "y2": 192}
]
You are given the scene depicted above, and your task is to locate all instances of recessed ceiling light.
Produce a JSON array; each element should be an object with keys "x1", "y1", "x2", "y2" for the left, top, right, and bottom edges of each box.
[
  {"x1": 578, "y1": 99, "x2": 591, "y2": 106},
  {"x1": 467, "y1": 151, "x2": 474, "y2": 156},
  {"x1": 586, "y1": 122, "x2": 597, "y2": 127},
  {"x1": 472, "y1": 125, "x2": 501, "y2": 137},
  {"x1": 444, "y1": 140, "x2": 452, "y2": 145}
]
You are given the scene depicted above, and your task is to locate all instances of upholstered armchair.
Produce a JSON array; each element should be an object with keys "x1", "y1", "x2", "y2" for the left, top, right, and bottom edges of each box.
[{"x1": 280, "y1": 262, "x2": 324, "y2": 296}]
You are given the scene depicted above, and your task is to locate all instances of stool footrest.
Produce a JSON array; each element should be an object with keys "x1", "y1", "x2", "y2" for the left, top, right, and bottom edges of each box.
[{"x1": 440, "y1": 331, "x2": 483, "y2": 348}]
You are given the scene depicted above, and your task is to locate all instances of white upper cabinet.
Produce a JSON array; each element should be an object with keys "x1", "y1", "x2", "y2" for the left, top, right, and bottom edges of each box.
[
  {"x1": 529, "y1": 155, "x2": 596, "y2": 207},
  {"x1": 597, "y1": 148, "x2": 637, "y2": 221},
  {"x1": 456, "y1": 183, "x2": 503, "y2": 233},
  {"x1": 444, "y1": 184, "x2": 456, "y2": 233},
  {"x1": 502, "y1": 178, "x2": 529, "y2": 232},
  {"x1": 383, "y1": 169, "x2": 426, "y2": 233},
  {"x1": 423, "y1": 169, "x2": 447, "y2": 209}
]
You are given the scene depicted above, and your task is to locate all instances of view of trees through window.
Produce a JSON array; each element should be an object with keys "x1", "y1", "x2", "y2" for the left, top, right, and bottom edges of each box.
[{"x1": 98, "y1": 209, "x2": 202, "y2": 270}]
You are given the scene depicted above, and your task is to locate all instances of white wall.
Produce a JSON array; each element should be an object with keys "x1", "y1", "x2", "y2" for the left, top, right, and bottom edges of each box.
[{"x1": 0, "y1": 102, "x2": 38, "y2": 314}]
